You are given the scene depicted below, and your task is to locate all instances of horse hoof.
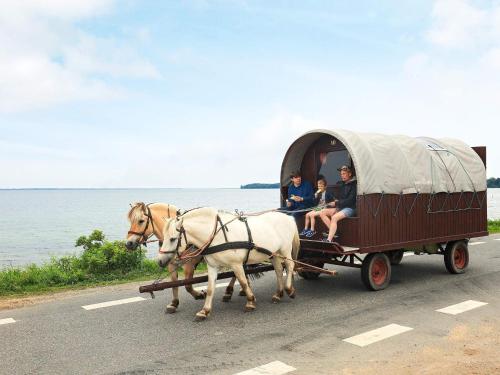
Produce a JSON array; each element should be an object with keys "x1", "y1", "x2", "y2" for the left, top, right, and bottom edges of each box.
[
  {"x1": 165, "y1": 305, "x2": 177, "y2": 314},
  {"x1": 286, "y1": 288, "x2": 296, "y2": 299},
  {"x1": 194, "y1": 311, "x2": 208, "y2": 321},
  {"x1": 272, "y1": 295, "x2": 281, "y2": 303},
  {"x1": 195, "y1": 290, "x2": 207, "y2": 300},
  {"x1": 238, "y1": 290, "x2": 246, "y2": 297},
  {"x1": 222, "y1": 294, "x2": 232, "y2": 302},
  {"x1": 245, "y1": 304, "x2": 256, "y2": 312}
]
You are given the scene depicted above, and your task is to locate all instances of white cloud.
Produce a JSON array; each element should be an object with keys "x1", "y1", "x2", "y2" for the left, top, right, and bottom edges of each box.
[
  {"x1": 427, "y1": 0, "x2": 500, "y2": 49},
  {"x1": 0, "y1": 1, "x2": 160, "y2": 113}
]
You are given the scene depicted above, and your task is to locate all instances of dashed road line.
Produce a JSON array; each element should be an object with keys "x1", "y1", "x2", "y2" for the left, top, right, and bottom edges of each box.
[
  {"x1": 82, "y1": 297, "x2": 146, "y2": 310},
  {"x1": 194, "y1": 281, "x2": 239, "y2": 292},
  {"x1": 343, "y1": 324, "x2": 413, "y2": 347},
  {"x1": 469, "y1": 241, "x2": 486, "y2": 246},
  {"x1": 0, "y1": 318, "x2": 16, "y2": 325},
  {"x1": 436, "y1": 300, "x2": 488, "y2": 315},
  {"x1": 234, "y1": 361, "x2": 296, "y2": 375}
]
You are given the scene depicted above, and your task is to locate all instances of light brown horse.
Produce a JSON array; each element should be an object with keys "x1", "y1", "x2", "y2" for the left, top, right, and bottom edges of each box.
[{"x1": 126, "y1": 202, "x2": 209, "y2": 313}]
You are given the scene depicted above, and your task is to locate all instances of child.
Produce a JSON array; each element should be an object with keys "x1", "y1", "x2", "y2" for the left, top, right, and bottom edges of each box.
[{"x1": 300, "y1": 176, "x2": 334, "y2": 238}]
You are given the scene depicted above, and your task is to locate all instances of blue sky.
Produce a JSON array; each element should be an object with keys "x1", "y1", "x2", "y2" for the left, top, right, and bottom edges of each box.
[{"x1": 1, "y1": 0, "x2": 499, "y2": 188}]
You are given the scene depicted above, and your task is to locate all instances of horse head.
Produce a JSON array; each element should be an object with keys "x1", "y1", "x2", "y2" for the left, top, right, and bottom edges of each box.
[
  {"x1": 126, "y1": 202, "x2": 154, "y2": 251},
  {"x1": 157, "y1": 217, "x2": 185, "y2": 268}
]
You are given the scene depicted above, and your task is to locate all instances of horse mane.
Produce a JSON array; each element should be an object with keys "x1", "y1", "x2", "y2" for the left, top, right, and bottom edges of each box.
[
  {"x1": 127, "y1": 202, "x2": 147, "y2": 222},
  {"x1": 128, "y1": 202, "x2": 179, "y2": 222}
]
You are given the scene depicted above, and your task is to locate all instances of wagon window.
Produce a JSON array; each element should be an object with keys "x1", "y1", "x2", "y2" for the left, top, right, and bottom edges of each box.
[{"x1": 317, "y1": 150, "x2": 350, "y2": 184}]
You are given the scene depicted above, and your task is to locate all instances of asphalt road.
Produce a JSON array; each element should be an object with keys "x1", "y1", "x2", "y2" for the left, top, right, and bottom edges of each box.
[{"x1": 1, "y1": 235, "x2": 499, "y2": 375}]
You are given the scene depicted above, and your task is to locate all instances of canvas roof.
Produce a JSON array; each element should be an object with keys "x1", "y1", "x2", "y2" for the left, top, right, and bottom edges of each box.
[{"x1": 281, "y1": 129, "x2": 486, "y2": 195}]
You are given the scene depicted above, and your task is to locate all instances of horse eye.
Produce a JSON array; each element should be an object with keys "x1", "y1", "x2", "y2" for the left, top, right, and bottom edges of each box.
[
  {"x1": 170, "y1": 237, "x2": 176, "y2": 242},
  {"x1": 138, "y1": 220, "x2": 145, "y2": 224}
]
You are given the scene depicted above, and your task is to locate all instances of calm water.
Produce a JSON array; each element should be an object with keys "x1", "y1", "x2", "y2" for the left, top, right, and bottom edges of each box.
[{"x1": 0, "y1": 188, "x2": 499, "y2": 267}]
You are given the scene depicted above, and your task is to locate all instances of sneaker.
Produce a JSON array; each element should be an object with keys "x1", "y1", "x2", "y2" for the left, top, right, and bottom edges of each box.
[
  {"x1": 305, "y1": 230, "x2": 316, "y2": 238},
  {"x1": 299, "y1": 229, "x2": 310, "y2": 236}
]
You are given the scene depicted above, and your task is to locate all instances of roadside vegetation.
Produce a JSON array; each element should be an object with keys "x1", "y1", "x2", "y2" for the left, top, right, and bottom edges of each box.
[
  {"x1": 489, "y1": 219, "x2": 500, "y2": 234},
  {"x1": 0, "y1": 230, "x2": 176, "y2": 298}
]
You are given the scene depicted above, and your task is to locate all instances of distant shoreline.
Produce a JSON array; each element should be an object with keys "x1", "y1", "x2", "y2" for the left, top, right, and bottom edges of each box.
[{"x1": 240, "y1": 183, "x2": 280, "y2": 189}]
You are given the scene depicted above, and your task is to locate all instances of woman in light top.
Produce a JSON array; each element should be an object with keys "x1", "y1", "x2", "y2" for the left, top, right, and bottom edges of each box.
[{"x1": 300, "y1": 176, "x2": 334, "y2": 238}]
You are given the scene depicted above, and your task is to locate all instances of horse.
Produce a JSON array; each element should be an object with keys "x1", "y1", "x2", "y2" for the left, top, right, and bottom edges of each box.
[
  {"x1": 157, "y1": 207, "x2": 300, "y2": 321},
  {"x1": 126, "y1": 202, "x2": 244, "y2": 312},
  {"x1": 126, "y1": 202, "x2": 207, "y2": 313}
]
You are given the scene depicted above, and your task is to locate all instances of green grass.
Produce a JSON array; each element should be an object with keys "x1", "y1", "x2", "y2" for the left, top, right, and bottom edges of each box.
[
  {"x1": 0, "y1": 230, "x2": 207, "y2": 299},
  {"x1": 488, "y1": 219, "x2": 500, "y2": 234}
]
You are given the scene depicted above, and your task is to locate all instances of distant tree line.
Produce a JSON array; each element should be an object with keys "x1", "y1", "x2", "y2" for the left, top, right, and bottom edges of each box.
[
  {"x1": 241, "y1": 183, "x2": 280, "y2": 189},
  {"x1": 487, "y1": 178, "x2": 500, "y2": 188}
]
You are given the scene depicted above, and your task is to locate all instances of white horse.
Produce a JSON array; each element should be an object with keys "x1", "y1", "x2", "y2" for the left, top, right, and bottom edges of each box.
[{"x1": 157, "y1": 207, "x2": 300, "y2": 321}]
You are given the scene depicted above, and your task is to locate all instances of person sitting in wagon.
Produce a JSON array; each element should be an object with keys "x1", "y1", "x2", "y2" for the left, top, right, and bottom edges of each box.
[
  {"x1": 283, "y1": 170, "x2": 314, "y2": 218},
  {"x1": 319, "y1": 165, "x2": 357, "y2": 243},
  {"x1": 300, "y1": 175, "x2": 334, "y2": 238}
]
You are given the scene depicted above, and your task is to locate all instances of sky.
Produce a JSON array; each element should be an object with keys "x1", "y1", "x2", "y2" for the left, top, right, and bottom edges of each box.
[{"x1": 1, "y1": 0, "x2": 499, "y2": 188}]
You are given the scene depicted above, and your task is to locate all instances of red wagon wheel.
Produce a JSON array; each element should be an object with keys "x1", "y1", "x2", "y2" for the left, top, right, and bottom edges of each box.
[
  {"x1": 444, "y1": 241, "x2": 469, "y2": 274},
  {"x1": 361, "y1": 253, "x2": 391, "y2": 291}
]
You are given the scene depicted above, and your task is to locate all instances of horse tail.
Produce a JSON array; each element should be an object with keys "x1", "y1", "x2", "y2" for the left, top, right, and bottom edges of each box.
[{"x1": 291, "y1": 227, "x2": 300, "y2": 260}]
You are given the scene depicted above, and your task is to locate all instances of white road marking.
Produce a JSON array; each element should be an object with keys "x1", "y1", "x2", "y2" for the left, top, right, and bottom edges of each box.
[
  {"x1": 343, "y1": 324, "x2": 413, "y2": 347},
  {"x1": 234, "y1": 361, "x2": 296, "y2": 375},
  {"x1": 469, "y1": 241, "x2": 486, "y2": 246},
  {"x1": 403, "y1": 252, "x2": 414, "y2": 257},
  {"x1": 436, "y1": 300, "x2": 488, "y2": 315},
  {"x1": 82, "y1": 297, "x2": 145, "y2": 310},
  {"x1": 494, "y1": 239, "x2": 500, "y2": 241},
  {"x1": 0, "y1": 318, "x2": 16, "y2": 325},
  {"x1": 194, "y1": 281, "x2": 240, "y2": 292}
]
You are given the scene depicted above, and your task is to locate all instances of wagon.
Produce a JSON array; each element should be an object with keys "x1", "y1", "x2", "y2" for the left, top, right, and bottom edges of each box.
[
  {"x1": 283, "y1": 129, "x2": 488, "y2": 290},
  {"x1": 139, "y1": 129, "x2": 488, "y2": 295}
]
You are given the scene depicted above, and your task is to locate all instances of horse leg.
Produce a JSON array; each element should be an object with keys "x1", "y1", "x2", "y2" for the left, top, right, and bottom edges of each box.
[
  {"x1": 284, "y1": 257, "x2": 296, "y2": 299},
  {"x1": 165, "y1": 263, "x2": 180, "y2": 314},
  {"x1": 271, "y1": 257, "x2": 284, "y2": 303},
  {"x1": 195, "y1": 264, "x2": 218, "y2": 321},
  {"x1": 238, "y1": 276, "x2": 249, "y2": 296},
  {"x1": 184, "y1": 261, "x2": 206, "y2": 300},
  {"x1": 222, "y1": 277, "x2": 236, "y2": 302},
  {"x1": 232, "y1": 264, "x2": 256, "y2": 312}
]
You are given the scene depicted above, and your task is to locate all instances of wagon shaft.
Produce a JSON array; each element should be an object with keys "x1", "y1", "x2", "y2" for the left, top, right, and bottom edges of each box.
[{"x1": 139, "y1": 264, "x2": 275, "y2": 293}]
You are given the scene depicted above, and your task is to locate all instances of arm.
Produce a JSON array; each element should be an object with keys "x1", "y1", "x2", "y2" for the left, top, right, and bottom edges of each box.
[{"x1": 301, "y1": 182, "x2": 314, "y2": 206}]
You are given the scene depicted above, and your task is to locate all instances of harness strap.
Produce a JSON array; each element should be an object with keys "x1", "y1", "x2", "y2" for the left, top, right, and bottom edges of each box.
[
  {"x1": 203, "y1": 241, "x2": 273, "y2": 257},
  {"x1": 217, "y1": 215, "x2": 229, "y2": 242}
]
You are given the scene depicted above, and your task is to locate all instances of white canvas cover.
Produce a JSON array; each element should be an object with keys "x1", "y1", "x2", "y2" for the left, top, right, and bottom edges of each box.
[{"x1": 281, "y1": 129, "x2": 486, "y2": 195}]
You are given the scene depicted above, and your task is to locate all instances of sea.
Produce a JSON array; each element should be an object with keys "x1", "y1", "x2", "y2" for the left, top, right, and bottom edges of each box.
[{"x1": 0, "y1": 188, "x2": 499, "y2": 267}]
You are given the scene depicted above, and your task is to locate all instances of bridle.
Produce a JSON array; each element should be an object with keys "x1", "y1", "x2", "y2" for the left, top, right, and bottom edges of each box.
[
  {"x1": 158, "y1": 211, "x2": 221, "y2": 259},
  {"x1": 127, "y1": 205, "x2": 156, "y2": 246}
]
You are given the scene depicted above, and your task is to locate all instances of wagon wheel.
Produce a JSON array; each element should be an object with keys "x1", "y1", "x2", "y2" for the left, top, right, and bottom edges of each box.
[
  {"x1": 297, "y1": 261, "x2": 324, "y2": 280},
  {"x1": 444, "y1": 241, "x2": 469, "y2": 274},
  {"x1": 297, "y1": 249, "x2": 324, "y2": 280},
  {"x1": 386, "y1": 249, "x2": 404, "y2": 265},
  {"x1": 361, "y1": 253, "x2": 391, "y2": 291}
]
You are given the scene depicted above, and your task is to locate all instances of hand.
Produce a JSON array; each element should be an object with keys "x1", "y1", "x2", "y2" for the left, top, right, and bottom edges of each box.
[
  {"x1": 292, "y1": 195, "x2": 302, "y2": 202},
  {"x1": 286, "y1": 200, "x2": 292, "y2": 207}
]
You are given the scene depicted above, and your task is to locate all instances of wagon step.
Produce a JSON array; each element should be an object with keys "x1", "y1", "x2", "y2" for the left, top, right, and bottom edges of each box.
[{"x1": 300, "y1": 239, "x2": 359, "y2": 254}]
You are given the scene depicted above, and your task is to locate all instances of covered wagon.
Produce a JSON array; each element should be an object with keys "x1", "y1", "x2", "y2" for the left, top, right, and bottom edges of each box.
[{"x1": 281, "y1": 129, "x2": 488, "y2": 290}]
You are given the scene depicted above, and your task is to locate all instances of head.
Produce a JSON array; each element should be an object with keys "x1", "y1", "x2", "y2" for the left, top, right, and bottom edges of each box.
[
  {"x1": 317, "y1": 177, "x2": 327, "y2": 191},
  {"x1": 290, "y1": 171, "x2": 302, "y2": 187},
  {"x1": 338, "y1": 165, "x2": 353, "y2": 182},
  {"x1": 126, "y1": 202, "x2": 152, "y2": 251},
  {"x1": 157, "y1": 217, "x2": 185, "y2": 268}
]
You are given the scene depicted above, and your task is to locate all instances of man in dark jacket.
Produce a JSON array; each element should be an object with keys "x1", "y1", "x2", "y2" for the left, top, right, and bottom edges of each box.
[
  {"x1": 319, "y1": 165, "x2": 357, "y2": 243},
  {"x1": 283, "y1": 170, "x2": 314, "y2": 218}
]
